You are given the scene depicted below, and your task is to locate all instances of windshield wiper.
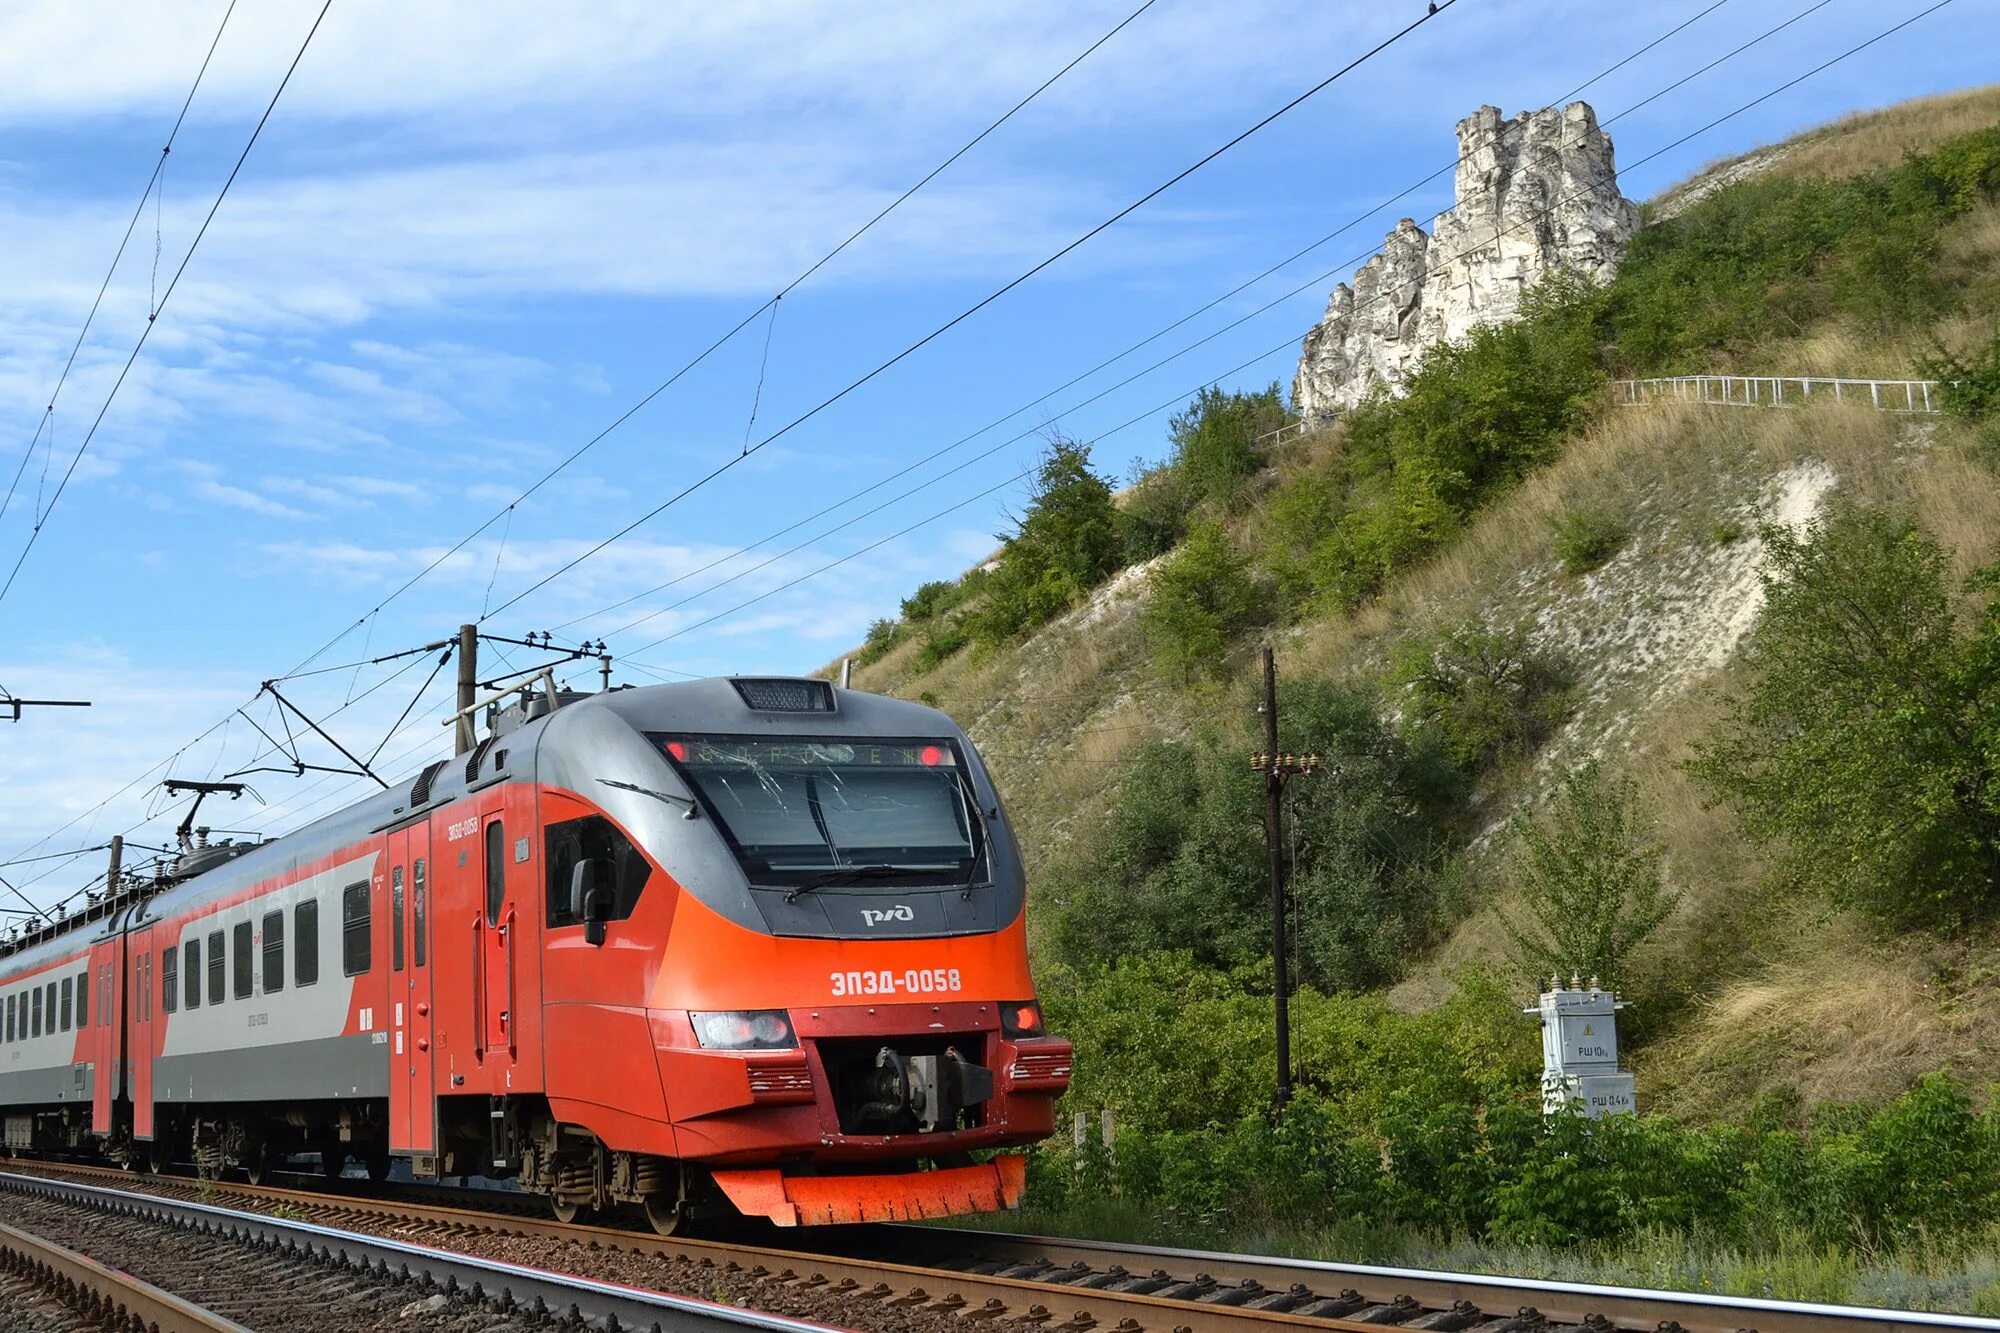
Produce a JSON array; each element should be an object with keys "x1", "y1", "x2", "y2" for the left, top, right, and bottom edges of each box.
[
  {"x1": 781, "y1": 864, "x2": 944, "y2": 902},
  {"x1": 597, "y1": 777, "x2": 700, "y2": 818}
]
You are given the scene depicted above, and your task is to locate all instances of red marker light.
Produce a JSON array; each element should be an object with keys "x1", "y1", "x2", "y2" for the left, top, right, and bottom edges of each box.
[
  {"x1": 666, "y1": 740, "x2": 687, "y2": 761},
  {"x1": 919, "y1": 745, "x2": 945, "y2": 767}
]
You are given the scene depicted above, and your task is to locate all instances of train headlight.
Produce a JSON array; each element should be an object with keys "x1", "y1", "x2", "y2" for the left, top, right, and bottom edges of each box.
[
  {"x1": 691, "y1": 1009, "x2": 798, "y2": 1050},
  {"x1": 999, "y1": 1002, "x2": 1044, "y2": 1038}
]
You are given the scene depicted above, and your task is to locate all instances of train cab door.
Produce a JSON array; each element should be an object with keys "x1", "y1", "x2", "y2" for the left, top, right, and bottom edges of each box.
[
  {"x1": 477, "y1": 806, "x2": 516, "y2": 1069},
  {"x1": 128, "y1": 925, "x2": 155, "y2": 1141},
  {"x1": 387, "y1": 822, "x2": 438, "y2": 1155}
]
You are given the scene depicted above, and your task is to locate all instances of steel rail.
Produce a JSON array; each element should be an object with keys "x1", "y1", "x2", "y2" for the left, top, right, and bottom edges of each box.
[
  {"x1": 0, "y1": 1215, "x2": 254, "y2": 1333},
  {"x1": 0, "y1": 1169, "x2": 845, "y2": 1333},
  {"x1": 881, "y1": 1228, "x2": 2000, "y2": 1333},
  {"x1": 15, "y1": 1159, "x2": 2000, "y2": 1333}
]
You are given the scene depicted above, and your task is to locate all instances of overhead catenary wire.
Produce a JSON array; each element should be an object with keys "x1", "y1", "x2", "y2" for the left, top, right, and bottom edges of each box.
[
  {"x1": 267, "y1": 0, "x2": 1167, "y2": 685},
  {"x1": 0, "y1": 0, "x2": 239, "y2": 531},
  {"x1": 0, "y1": 0, "x2": 333, "y2": 613},
  {"x1": 480, "y1": 2, "x2": 1462, "y2": 624},
  {"x1": 550, "y1": 0, "x2": 1744, "y2": 642},
  {"x1": 608, "y1": 0, "x2": 1957, "y2": 679},
  {"x1": 563, "y1": 0, "x2": 1820, "y2": 661}
]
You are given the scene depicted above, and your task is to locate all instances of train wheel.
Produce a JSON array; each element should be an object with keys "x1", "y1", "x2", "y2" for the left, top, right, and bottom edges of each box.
[
  {"x1": 550, "y1": 1197, "x2": 589, "y2": 1225},
  {"x1": 365, "y1": 1152, "x2": 392, "y2": 1183},
  {"x1": 243, "y1": 1153, "x2": 277, "y2": 1186},
  {"x1": 642, "y1": 1193, "x2": 687, "y2": 1236},
  {"x1": 319, "y1": 1150, "x2": 346, "y2": 1181}
]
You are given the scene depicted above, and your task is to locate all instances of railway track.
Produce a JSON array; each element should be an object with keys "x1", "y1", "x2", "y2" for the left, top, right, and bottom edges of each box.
[
  {"x1": 0, "y1": 1212, "x2": 251, "y2": 1333},
  {"x1": 6, "y1": 1159, "x2": 2000, "y2": 1333},
  {"x1": 0, "y1": 1167, "x2": 845, "y2": 1333}
]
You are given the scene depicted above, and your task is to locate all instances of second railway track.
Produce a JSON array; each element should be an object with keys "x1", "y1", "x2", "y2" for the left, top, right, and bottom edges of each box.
[{"x1": 5, "y1": 1159, "x2": 2000, "y2": 1333}]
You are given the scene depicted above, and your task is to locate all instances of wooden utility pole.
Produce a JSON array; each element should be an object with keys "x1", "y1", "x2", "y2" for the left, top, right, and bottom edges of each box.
[
  {"x1": 1251, "y1": 645, "x2": 1321, "y2": 1109},
  {"x1": 1262, "y1": 647, "x2": 1289, "y2": 1105},
  {"x1": 455, "y1": 623, "x2": 479, "y2": 755}
]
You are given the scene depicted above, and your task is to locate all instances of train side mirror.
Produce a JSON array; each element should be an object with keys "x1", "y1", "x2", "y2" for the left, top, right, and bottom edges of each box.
[{"x1": 570, "y1": 860, "x2": 615, "y2": 947}]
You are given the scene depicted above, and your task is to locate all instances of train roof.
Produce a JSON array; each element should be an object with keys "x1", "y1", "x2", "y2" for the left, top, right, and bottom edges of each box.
[{"x1": 13, "y1": 678, "x2": 966, "y2": 939}]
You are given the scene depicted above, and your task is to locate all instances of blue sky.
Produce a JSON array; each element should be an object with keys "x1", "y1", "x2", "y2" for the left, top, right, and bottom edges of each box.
[{"x1": 1, "y1": 0, "x2": 1993, "y2": 910}]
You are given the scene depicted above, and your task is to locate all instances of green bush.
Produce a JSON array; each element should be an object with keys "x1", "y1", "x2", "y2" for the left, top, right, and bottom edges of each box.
[
  {"x1": 1690, "y1": 504, "x2": 2000, "y2": 929},
  {"x1": 1040, "y1": 952, "x2": 2000, "y2": 1252},
  {"x1": 854, "y1": 618, "x2": 902, "y2": 666},
  {"x1": 1388, "y1": 621, "x2": 1575, "y2": 772},
  {"x1": 967, "y1": 436, "x2": 1124, "y2": 646},
  {"x1": 1550, "y1": 505, "x2": 1628, "y2": 575},
  {"x1": 1117, "y1": 462, "x2": 1194, "y2": 563},
  {"x1": 1042, "y1": 678, "x2": 1465, "y2": 992},
  {"x1": 1920, "y1": 324, "x2": 2000, "y2": 423},
  {"x1": 1497, "y1": 761, "x2": 1676, "y2": 988},
  {"x1": 901, "y1": 578, "x2": 968, "y2": 623},
  {"x1": 1608, "y1": 125, "x2": 2000, "y2": 368},
  {"x1": 1167, "y1": 383, "x2": 1290, "y2": 507},
  {"x1": 1138, "y1": 522, "x2": 1264, "y2": 680},
  {"x1": 913, "y1": 616, "x2": 970, "y2": 670}
]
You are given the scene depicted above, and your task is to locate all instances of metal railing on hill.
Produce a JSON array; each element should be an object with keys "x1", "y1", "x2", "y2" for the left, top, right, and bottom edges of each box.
[
  {"x1": 1614, "y1": 374, "x2": 1942, "y2": 413},
  {"x1": 1253, "y1": 420, "x2": 1309, "y2": 449}
]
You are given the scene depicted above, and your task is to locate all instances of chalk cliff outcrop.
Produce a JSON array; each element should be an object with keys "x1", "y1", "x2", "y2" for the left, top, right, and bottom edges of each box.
[{"x1": 1294, "y1": 102, "x2": 1640, "y2": 421}]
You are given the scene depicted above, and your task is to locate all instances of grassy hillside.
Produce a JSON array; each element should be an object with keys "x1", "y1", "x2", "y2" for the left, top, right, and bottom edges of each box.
[{"x1": 831, "y1": 88, "x2": 2000, "y2": 1297}]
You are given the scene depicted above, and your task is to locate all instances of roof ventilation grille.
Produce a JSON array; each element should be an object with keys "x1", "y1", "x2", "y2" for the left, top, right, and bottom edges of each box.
[
  {"x1": 409, "y1": 759, "x2": 448, "y2": 807},
  {"x1": 730, "y1": 678, "x2": 836, "y2": 713}
]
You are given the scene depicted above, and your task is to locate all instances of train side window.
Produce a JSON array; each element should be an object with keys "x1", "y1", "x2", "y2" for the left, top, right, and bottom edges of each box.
[
  {"x1": 233, "y1": 923, "x2": 253, "y2": 999},
  {"x1": 412, "y1": 859, "x2": 427, "y2": 968},
  {"x1": 163, "y1": 949, "x2": 178, "y2": 1015},
  {"x1": 296, "y1": 901, "x2": 319, "y2": 987},
  {"x1": 60, "y1": 977, "x2": 71, "y2": 1030},
  {"x1": 184, "y1": 940, "x2": 199, "y2": 1010},
  {"x1": 76, "y1": 970, "x2": 87, "y2": 1028},
  {"x1": 47, "y1": 981, "x2": 57, "y2": 1029},
  {"x1": 392, "y1": 865, "x2": 406, "y2": 972},
  {"x1": 342, "y1": 882, "x2": 371, "y2": 976},
  {"x1": 4, "y1": 993, "x2": 12, "y2": 1043},
  {"x1": 545, "y1": 815, "x2": 651, "y2": 928},
  {"x1": 206, "y1": 931, "x2": 225, "y2": 1007},
  {"x1": 262, "y1": 911, "x2": 285, "y2": 994},
  {"x1": 484, "y1": 819, "x2": 506, "y2": 927},
  {"x1": 32, "y1": 986, "x2": 42, "y2": 1037}
]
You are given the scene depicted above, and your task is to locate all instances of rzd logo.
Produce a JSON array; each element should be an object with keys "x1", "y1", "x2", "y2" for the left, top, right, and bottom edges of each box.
[{"x1": 860, "y1": 904, "x2": 915, "y2": 927}]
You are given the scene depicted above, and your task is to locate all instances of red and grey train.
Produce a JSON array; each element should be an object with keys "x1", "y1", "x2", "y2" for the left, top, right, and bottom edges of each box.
[{"x1": 0, "y1": 676, "x2": 1071, "y2": 1230}]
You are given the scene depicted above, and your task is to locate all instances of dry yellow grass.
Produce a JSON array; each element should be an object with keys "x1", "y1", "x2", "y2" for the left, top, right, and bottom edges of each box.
[{"x1": 1653, "y1": 82, "x2": 2000, "y2": 209}]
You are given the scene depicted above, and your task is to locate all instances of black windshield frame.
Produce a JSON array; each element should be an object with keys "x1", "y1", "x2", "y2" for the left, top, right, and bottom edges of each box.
[{"x1": 653, "y1": 733, "x2": 987, "y2": 890}]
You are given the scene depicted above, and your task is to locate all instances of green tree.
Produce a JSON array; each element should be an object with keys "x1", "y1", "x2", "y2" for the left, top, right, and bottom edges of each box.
[
  {"x1": 1167, "y1": 383, "x2": 1290, "y2": 506},
  {"x1": 1499, "y1": 761, "x2": 1674, "y2": 986},
  {"x1": 1388, "y1": 621, "x2": 1575, "y2": 772},
  {"x1": 1138, "y1": 522, "x2": 1263, "y2": 679},
  {"x1": 1690, "y1": 505, "x2": 2000, "y2": 928},
  {"x1": 1117, "y1": 461, "x2": 1193, "y2": 562},
  {"x1": 967, "y1": 436, "x2": 1123, "y2": 645},
  {"x1": 1044, "y1": 679, "x2": 1464, "y2": 992}
]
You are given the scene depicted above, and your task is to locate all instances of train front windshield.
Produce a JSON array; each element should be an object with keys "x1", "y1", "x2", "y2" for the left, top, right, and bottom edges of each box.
[{"x1": 655, "y1": 735, "x2": 984, "y2": 888}]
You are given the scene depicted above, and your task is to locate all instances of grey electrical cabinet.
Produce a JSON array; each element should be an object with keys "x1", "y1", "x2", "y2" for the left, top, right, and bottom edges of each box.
[{"x1": 1524, "y1": 978, "x2": 1635, "y2": 1119}]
